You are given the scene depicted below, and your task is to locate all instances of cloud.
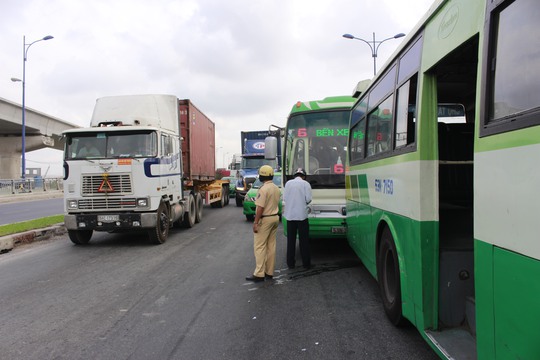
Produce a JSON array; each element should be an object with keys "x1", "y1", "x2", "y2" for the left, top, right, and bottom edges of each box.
[{"x1": 1, "y1": 0, "x2": 434, "y2": 175}]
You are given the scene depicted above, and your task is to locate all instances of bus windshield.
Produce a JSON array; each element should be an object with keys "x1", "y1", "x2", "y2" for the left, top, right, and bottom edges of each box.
[
  {"x1": 65, "y1": 131, "x2": 158, "y2": 160},
  {"x1": 285, "y1": 110, "x2": 349, "y2": 188}
]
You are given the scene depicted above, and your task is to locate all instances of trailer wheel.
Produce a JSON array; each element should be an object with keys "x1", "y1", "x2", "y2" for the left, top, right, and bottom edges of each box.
[
  {"x1": 195, "y1": 193, "x2": 203, "y2": 223},
  {"x1": 211, "y1": 188, "x2": 226, "y2": 208},
  {"x1": 182, "y1": 193, "x2": 196, "y2": 228},
  {"x1": 223, "y1": 185, "x2": 230, "y2": 206},
  {"x1": 377, "y1": 226, "x2": 406, "y2": 326},
  {"x1": 68, "y1": 229, "x2": 93, "y2": 245},
  {"x1": 148, "y1": 201, "x2": 169, "y2": 244}
]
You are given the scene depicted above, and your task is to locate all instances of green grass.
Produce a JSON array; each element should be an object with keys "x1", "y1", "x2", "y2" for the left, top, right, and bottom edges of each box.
[{"x1": 0, "y1": 215, "x2": 64, "y2": 237}]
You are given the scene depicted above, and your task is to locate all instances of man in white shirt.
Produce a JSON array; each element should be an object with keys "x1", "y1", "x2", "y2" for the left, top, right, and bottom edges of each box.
[{"x1": 283, "y1": 168, "x2": 312, "y2": 269}]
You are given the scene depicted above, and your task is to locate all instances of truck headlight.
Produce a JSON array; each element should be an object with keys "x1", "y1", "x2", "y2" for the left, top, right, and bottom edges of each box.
[
  {"x1": 137, "y1": 198, "x2": 148, "y2": 207},
  {"x1": 68, "y1": 200, "x2": 78, "y2": 209}
]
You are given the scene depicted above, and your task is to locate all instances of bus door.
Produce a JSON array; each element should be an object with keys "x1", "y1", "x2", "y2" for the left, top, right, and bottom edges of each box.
[{"x1": 430, "y1": 36, "x2": 478, "y2": 342}]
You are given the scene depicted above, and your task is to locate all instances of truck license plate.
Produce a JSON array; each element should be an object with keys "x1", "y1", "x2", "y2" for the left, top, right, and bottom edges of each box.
[
  {"x1": 97, "y1": 215, "x2": 119, "y2": 222},
  {"x1": 331, "y1": 226, "x2": 346, "y2": 234}
]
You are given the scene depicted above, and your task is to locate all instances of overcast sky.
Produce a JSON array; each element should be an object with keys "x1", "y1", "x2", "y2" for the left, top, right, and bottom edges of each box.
[{"x1": 1, "y1": 0, "x2": 434, "y2": 176}]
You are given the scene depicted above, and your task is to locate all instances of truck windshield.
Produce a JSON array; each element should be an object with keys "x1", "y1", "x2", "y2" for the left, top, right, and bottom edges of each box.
[
  {"x1": 241, "y1": 157, "x2": 277, "y2": 169},
  {"x1": 65, "y1": 131, "x2": 158, "y2": 160}
]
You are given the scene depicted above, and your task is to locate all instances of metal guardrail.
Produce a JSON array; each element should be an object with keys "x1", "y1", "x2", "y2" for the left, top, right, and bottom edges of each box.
[{"x1": 0, "y1": 178, "x2": 64, "y2": 196}]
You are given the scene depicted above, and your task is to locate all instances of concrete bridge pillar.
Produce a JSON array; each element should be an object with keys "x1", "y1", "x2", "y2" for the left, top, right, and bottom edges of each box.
[{"x1": 0, "y1": 136, "x2": 50, "y2": 178}]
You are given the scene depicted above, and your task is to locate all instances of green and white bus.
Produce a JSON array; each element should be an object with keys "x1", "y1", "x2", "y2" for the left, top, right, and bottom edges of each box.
[
  {"x1": 282, "y1": 96, "x2": 356, "y2": 239},
  {"x1": 345, "y1": 0, "x2": 540, "y2": 358}
]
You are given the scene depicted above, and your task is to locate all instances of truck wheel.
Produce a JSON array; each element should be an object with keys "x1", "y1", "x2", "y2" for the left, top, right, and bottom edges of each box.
[
  {"x1": 182, "y1": 194, "x2": 196, "y2": 228},
  {"x1": 223, "y1": 185, "x2": 230, "y2": 206},
  {"x1": 195, "y1": 193, "x2": 203, "y2": 223},
  {"x1": 218, "y1": 189, "x2": 226, "y2": 208},
  {"x1": 377, "y1": 226, "x2": 406, "y2": 326},
  {"x1": 148, "y1": 201, "x2": 170, "y2": 244},
  {"x1": 68, "y1": 230, "x2": 93, "y2": 245},
  {"x1": 236, "y1": 195, "x2": 243, "y2": 207},
  {"x1": 210, "y1": 189, "x2": 226, "y2": 208}
]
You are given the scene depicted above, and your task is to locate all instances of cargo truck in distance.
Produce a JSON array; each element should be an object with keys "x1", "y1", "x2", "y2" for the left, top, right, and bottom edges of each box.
[
  {"x1": 235, "y1": 130, "x2": 281, "y2": 207},
  {"x1": 63, "y1": 95, "x2": 229, "y2": 245}
]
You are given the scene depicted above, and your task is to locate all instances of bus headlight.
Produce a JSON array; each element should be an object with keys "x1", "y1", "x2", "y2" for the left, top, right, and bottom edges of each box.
[{"x1": 68, "y1": 200, "x2": 78, "y2": 209}]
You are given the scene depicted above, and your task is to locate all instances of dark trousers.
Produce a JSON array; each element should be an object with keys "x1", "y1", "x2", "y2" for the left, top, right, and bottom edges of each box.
[{"x1": 286, "y1": 219, "x2": 310, "y2": 268}]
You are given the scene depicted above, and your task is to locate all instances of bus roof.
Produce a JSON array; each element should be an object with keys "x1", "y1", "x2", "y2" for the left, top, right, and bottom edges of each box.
[{"x1": 290, "y1": 95, "x2": 356, "y2": 114}]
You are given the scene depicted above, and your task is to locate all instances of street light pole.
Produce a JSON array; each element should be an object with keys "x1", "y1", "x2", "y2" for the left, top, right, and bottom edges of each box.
[
  {"x1": 12, "y1": 34, "x2": 54, "y2": 179},
  {"x1": 223, "y1": 152, "x2": 229, "y2": 169},
  {"x1": 342, "y1": 32, "x2": 405, "y2": 76}
]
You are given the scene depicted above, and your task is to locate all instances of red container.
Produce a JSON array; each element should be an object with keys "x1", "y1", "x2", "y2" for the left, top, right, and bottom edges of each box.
[{"x1": 179, "y1": 99, "x2": 216, "y2": 181}]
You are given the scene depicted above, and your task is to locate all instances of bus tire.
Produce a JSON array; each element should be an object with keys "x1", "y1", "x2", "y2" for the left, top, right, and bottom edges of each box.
[
  {"x1": 182, "y1": 194, "x2": 196, "y2": 228},
  {"x1": 68, "y1": 229, "x2": 93, "y2": 245},
  {"x1": 195, "y1": 193, "x2": 203, "y2": 223},
  {"x1": 377, "y1": 226, "x2": 406, "y2": 326},
  {"x1": 148, "y1": 201, "x2": 169, "y2": 244}
]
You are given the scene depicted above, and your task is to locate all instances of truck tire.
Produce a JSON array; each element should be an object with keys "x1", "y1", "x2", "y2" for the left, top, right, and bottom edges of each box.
[
  {"x1": 148, "y1": 201, "x2": 170, "y2": 244},
  {"x1": 195, "y1": 193, "x2": 203, "y2": 223},
  {"x1": 223, "y1": 185, "x2": 230, "y2": 206},
  {"x1": 377, "y1": 226, "x2": 407, "y2": 326},
  {"x1": 236, "y1": 194, "x2": 243, "y2": 207},
  {"x1": 211, "y1": 188, "x2": 226, "y2": 208},
  {"x1": 182, "y1": 194, "x2": 196, "y2": 228},
  {"x1": 68, "y1": 229, "x2": 93, "y2": 245}
]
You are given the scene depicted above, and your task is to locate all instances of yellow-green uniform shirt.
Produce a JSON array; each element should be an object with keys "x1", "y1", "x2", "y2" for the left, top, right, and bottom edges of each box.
[{"x1": 255, "y1": 181, "x2": 281, "y2": 216}]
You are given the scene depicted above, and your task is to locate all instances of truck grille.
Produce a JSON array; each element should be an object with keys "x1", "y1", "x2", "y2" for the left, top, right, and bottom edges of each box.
[
  {"x1": 82, "y1": 174, "x2": 132, "y2": 195},
  {"x1": 78, "y1": 198, "x2": 137, "y2": 210},
  {"x1": 245, "y1": 177, "x2": 256, "y2": 188}
]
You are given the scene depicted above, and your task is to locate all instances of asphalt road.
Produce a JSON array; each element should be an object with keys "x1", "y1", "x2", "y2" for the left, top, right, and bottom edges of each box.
[
  {"x1": 0, "y1": 201, "x2": 438, "y2": 360},
  {"x1": 0, "y1": 197, "x2": 64, "y2": 225}
]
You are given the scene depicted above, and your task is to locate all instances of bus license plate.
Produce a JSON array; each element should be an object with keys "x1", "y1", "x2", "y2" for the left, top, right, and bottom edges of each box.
[
  {"x1": 331, "y1": 226, "x2": 346, "y2": 234},
  {"x1": 97, "y1": 215, "x2": 119, "y2": 222}
]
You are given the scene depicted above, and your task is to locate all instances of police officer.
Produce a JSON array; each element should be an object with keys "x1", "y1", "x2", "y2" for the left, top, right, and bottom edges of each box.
[{"x1": 246, "y1": 165, "x2": 281, "y2": 282}]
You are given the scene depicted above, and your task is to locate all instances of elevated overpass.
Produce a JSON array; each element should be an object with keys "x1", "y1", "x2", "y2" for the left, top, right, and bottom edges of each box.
[{"x1": 0, "y1": 97, "x2": 79, "y2": 178}]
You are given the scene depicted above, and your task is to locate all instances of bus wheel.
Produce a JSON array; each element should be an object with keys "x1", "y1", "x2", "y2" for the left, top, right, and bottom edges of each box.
[
  {"x1": 148, "y1": 201, "x2": 169, "y2": 244},
  {"x1": 377, "y1": 226, "x2": 406, "y2": 326},
  {"x1": 195, "y1": 193, "x2": 203, "y2": 223},
  {"x1": 182, "y1": 194, "x2": 196, "y2": 228},
  {"x1": 68, "y1": 229, "x2": 93, "y2": 245}
]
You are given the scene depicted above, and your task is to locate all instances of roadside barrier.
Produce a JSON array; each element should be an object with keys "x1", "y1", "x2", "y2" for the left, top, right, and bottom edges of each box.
[{"x1": 0, "y1": 178, "x2": 64, "y2": 196}]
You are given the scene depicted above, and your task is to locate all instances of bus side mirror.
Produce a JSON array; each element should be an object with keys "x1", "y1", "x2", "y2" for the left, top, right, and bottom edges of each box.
[{"x1": 265, "y1": 136, "x2": 277, "y2": 160}]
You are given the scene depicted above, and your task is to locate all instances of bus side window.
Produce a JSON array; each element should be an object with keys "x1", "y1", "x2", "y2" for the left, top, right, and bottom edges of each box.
[
  {"x1": 395, "y1": 75, "x2": 418, "y2": 148},
  {"x1": 366, "y1": 95, "x2": 394, "y2": 157}
]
